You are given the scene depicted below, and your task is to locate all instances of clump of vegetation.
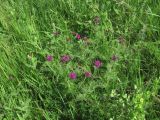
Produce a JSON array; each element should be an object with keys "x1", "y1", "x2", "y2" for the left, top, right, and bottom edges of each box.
[{"x1": 0, "y1": 0, "x2": 160, "y2": 119}]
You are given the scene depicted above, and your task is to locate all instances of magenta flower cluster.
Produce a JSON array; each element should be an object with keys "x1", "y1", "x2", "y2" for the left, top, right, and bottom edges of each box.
[
  {"x1": 61, "y1": 55, "x2": 70, "y2": 63},
  {"x1": 85, "y1": 72, "x2": 92, "y2": 78},
  {"x1": 69, "y1": 72, "x2": 77, "y2": 79},
  {"x1": 48, "y1": 31, "x2": 117, "y2": 80},
  {"x1": 46, "y1": 55, "x2": 71, "y2": 62},
  {"x1": 76, "y1": 34, "x2": 81, "y2": 40},
  {"x1": 46, "y1": 55, "x2": 53, "y2": 61},
  {"x1": 46, "y1": 54, "x2": 102, "y2": 80},
  {"x1": 94, "y1": 60, "x2": 102, "y2": 68},
  {"x1": 68, "y1": 59, "x2": 103, "y2": 79}
]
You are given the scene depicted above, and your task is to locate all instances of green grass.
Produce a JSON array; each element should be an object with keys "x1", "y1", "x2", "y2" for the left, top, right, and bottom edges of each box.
[{"x1": 0, "y1": 0, "x2": 160, "y2": 119}]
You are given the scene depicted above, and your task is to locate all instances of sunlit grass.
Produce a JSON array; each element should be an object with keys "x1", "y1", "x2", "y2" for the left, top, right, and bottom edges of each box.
[{"x1": 0, "y1": 0, "x2": 160, "y2": 119}]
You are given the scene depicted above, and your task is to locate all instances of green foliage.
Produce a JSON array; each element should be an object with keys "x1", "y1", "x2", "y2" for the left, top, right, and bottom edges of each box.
[{"x1": 0, "y1": 0, "x2": 160, "y2": 119}]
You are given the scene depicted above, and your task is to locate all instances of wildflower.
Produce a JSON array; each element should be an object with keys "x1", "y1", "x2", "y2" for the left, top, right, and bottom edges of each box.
[
  {"x1": 61, "y1": 55, "x2": 70, "y2": 63},
  {"x1": 85, "y1": 72, "x2": 92, "y2": 78},
  {"x1": 111, "y1": 55, "x2": 118, "y2": 61},
  {"x1": 94, "y1": 60, "x2": 102, "y2": 68},
  {"x1": 76, "y1": 34, "x2": 81, "y2": 40},
  {"x1": 46, "y1": 55, "x2": 53, "y2": 61},
  {"x1": 69, "y1": 72, "x2": 77, "y2": 79}
]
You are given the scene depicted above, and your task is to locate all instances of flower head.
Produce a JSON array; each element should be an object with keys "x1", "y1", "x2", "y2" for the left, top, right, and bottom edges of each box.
[
  {"x1": 69, "y1": 72, "x2": 77, "y2": 79},
  {"x1": 46, "y1": 55, "x2": 53, "y2": 61},
  {"x1": 94, "y1": 60, "x2": 102, "y2": 68},
  {"x1": 61, "y1": 55, "x2": 70, "y2": 63},
  {"x1": 85, "y1": 72, "x2": 92, "y2": 78},
  {"x1": 76, "y1": 34, "x2": 81, "y2": 40}
]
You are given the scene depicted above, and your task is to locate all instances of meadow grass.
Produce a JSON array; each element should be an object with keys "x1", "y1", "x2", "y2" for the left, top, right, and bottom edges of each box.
[{"x1": 0, "y1": 0, "x2": 160, "y2": 119}]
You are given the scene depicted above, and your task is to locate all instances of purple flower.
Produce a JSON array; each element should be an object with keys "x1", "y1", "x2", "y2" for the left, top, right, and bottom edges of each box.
[
  {"x1": 76, "y1": 34, "x2": 81, "y2": 40},
  {"x1": 111, "y1": 55, "x2": 118, "y2": 61},
  {"x1": 94, "y1": 60, "x2": 102, "y2": 68},
  {"x1": 69, "y1": 72, "x2": 77, "y2": 79},
  {"x1": 46, "y1": 55, "x2": 53, "y2": 61},
  {"x1": 85, "y1": 72, "x2": 92, "y2": 78},
  {"x1": 61, "y1": 55, "x2": 70, "y2": 63}
]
